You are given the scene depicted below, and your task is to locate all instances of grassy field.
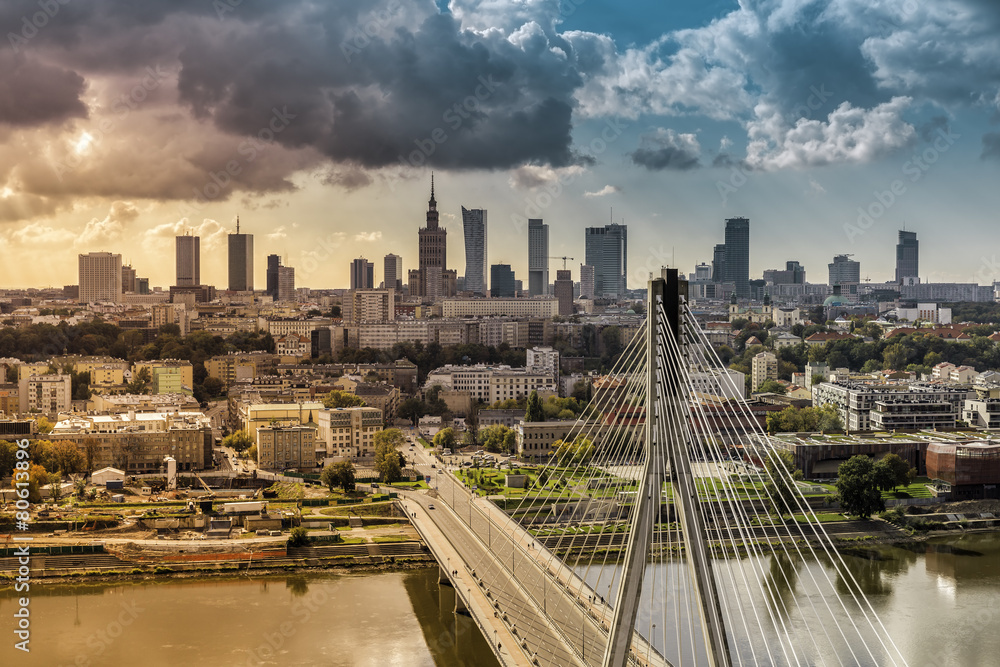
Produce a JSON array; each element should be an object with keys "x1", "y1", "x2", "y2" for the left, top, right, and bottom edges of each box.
[
  {"x1": 882, "y1": 477, "x2": 933, "y2": 499},
  {"x1": 417, "y1": 437, "x2": 432, "y2": 448}
]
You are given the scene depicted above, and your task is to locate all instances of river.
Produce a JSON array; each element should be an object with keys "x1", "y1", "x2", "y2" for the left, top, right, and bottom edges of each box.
[{"x1": 2, "y1": 533, "x2": 999, "y2": 666}]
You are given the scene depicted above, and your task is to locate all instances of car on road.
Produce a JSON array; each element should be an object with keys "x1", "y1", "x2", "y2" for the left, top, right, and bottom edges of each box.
[
  {"x1": 437, "y1": 470, "x2": 443, "y2": 474},
  {"x1": 428, "y1": 503, "x2": 435, "y2": 509},
  {"x1": 430, "y1": 464, "x2": 436, "y2": 468}
]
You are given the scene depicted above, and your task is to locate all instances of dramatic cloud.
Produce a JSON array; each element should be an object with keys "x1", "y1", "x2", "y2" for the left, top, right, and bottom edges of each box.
[
  {"x1": 507, "y1": 164, "x2": 586, "y2": 189},
  {"x1": 0, "y1": 53, "x2": 88, "y2": 127},
  {"x1": 77, "y1": 200, "x2": 139, "y2": 246},
  {"x1": 745, "y1": 97, "x2": 916, "y2": 170},
  {"x1": 143, "y1": 217, "x2": 229, "y2": 251},
  {"x1": 630, "y1": 128, "x2": 701, "y2": 171}
]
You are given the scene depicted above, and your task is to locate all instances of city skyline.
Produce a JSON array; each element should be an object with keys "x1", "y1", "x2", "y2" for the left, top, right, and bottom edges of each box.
[{"x1": 0, "y1": 1, "x2": 996, "y2": 290}]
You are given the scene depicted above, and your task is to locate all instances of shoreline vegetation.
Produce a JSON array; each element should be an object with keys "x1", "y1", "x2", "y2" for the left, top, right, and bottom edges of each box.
[{"x1": 7, "y1": 520, "x2": 997, "y2": 587}]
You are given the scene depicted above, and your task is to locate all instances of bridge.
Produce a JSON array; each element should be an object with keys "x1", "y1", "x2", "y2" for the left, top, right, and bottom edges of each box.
[{"x1": 399, "y1": 269, "x2": 910, "y2": 667}]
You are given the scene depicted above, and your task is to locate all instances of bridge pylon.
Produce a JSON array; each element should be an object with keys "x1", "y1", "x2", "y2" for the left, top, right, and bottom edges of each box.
[{"x1": 601, "y1": 268, "x2": 732, "y2": 667}]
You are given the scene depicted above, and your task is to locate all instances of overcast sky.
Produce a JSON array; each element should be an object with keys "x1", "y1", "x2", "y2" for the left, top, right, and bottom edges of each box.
[{"x1": 0, "y1": 0, "x2": 998, "y2": 291}]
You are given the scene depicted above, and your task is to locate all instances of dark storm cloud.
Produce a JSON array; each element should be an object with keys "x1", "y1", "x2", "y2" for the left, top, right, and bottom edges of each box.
[
  {"x1": 630, "y1": 128, "x2": 701, "y2": 171},
  {"x1": 0, "y1": 53, "x2": 86, "y2": 126},
  {"x1": 0, "y1": 0, "x2": 586, "y2": 187}
]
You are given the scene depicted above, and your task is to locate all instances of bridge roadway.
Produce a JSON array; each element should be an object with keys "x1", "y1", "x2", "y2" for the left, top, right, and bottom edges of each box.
[{"x1": 402, "y1": 460, "x2": 671, "y2": 667}]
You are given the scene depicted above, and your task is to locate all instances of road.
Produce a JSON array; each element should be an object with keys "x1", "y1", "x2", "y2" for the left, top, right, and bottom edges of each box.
[{"x1": 404, "y1": 434, "x2": 667, "y2": 667}]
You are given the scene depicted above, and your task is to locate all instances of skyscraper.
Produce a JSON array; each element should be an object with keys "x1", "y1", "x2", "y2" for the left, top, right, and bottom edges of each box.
[
  {"x1": 176, "y1": 234, "x2": 200, "y2": 287},
  {"x1": 410, "y1": 175, "x2": 455, "y2": 300},
  {"x1": 829, "y1": 254, "x2": 861, "y2": 286},
  {"x1": 895, "y1": 230, "x2": 919, "y2": 283},
  {"x1": 350, "y1": 258, "x2": 375, "y2": 290},
  {"x1": 266, "y1": 254, "x2": 281, "y2": 300},
  {"x1": 383, "y1": 253, "x2": 403, "y2": 291},
  {"x1": 490, "y1": 264, "x2": 516, "y2": 297},
  {"x1": 585, "y1": 223, "x2": 628, "y2": 299},
  {"x1": 228, "y1": 217, "x2": 254, "y2": 292},
  {"x1": 554, "y1": 269, "x2": 574, "y2": 316},
  {"x1": 712, "y1": 243, "x2": 726, "y2": 282},
  {"x1": 78, "y1": 252, "x2": 122, "y2": 303},
  {"x1": 462, "y1": 207, "x2": 488, "y2": 296},
  {"x1": 527, "y1": 219, "x2": 549, "y2": 296},
  {"x1": 786, "y1": 260, "x2": 805, "y2": 284},
  {"x1": 723, "y1": 217, "x2": 750, "y2": 298}
]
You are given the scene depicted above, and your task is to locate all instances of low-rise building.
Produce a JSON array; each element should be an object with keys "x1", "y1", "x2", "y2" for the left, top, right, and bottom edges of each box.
[
  {"x1": 256, "y1": 425, "x2": 317, "y2": 471},
  {"x1": 926, "y1": 441, "x2": 1000, "y2": 500},
  {"x1": 315, "y1": 407, "x2": 383, "y2": 459},
  {"x1": 812, "y1": 380, "x2": 973, "y2": 432},
  {"x1": 50, "y1": 411, "x2": 212, "y2": 472}
]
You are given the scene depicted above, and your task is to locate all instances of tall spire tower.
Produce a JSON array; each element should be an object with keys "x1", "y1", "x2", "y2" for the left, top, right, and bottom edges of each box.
[
  {"x1": 427, "y1": 173, "x2": 439, "y2": 229},
  {"x1": 410, "y1": 174, "x2": 454, "y2": 299}
]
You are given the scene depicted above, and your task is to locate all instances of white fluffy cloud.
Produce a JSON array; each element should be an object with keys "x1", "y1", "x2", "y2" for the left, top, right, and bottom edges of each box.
[
  {"x1": 143, "y1": 217, "x2": 229, "y2": 251},
  {"x1": 745, "y1": 97, "x2": 916, "y2": 170},
  {"x1": 584, "y1": 185, "x2": 621, "y2": 197},
  {"x1": 507, "y1": 164, "x2": 586, "y2": 189},
  {"x1": 77, "y1": 200, "x2": 139, "y2": 247}
]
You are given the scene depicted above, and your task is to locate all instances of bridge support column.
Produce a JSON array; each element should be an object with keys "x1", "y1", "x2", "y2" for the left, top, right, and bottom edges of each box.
[
  {"x1": 454, "y1": 590, "x2": 468, "y2": 615},
  {"x1": 439, "y1": 564, "x2": 453, "y2": 587}
]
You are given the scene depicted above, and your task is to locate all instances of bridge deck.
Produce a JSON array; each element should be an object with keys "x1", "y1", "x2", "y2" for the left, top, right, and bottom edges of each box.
[{"x1": 405, "y1": 470, "x2": 671, "y2": 667}]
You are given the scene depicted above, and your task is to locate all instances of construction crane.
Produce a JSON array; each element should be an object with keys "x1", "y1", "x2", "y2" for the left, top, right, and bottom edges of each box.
[{"x1": 549, "y1": 256, "x2": 575, "y2": 270}]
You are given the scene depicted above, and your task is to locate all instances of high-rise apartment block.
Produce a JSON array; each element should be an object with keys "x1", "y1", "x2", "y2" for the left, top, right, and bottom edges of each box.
[
  {"x1": 896, "y1": 230, "x2": 919, "y2": 283},
  {"x1": 462, "y1": 207, "x2": 487, "y2": 296},
  {"x1": 723, "y1": 217, "x2": 750, "y2": 298},
  {"x1": 528, "y1": 219, "x2": 549, "y2": 296},
  {"x1": 228, "y1": 218, "x2": 254, "y2": 292},
  {"x1": 78, "y1": 252, "x2": 122, "y2": 303},
  {"x1": 585, "y1": 223, "x2": 627, "y2": 299},
  {"x1": 176, "y1": 235, "x2": 200, "y2": 287}
]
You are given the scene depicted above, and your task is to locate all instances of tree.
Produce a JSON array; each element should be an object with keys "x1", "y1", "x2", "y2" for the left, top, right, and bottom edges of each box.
[
  {"x1": 27, "y1": 464, "x2": 48, "y2": 503},
  {"x1": 374, "y1": 429, "x2": 405, "y2": 483},
  {"x1": 202, "y1": 376, "x2": 224, "y2": 398},
  {"x1": 111, "y1": 435, "x2": 141, "y2": 472},
  {"x1": 757, "y1": 379, "x2": 786, "y2": 394},
  {"x1": 82, "y1": 437, "x2": 99, "y2": 472},
  {"x1": 74, "y1": 477, "x2": 87, "y2": 499},
  {"x1": 322, "y1": 390, "x2": 366, "y2": 409},
  {"x1": 36, "y1": 416, "x2": 55, "y2": 434},
  {"x1": 321, "y1": 461, "x2": 357, "y2": 492},
  {"x1": 836, "y1": 456, "x2": 885, "y2": 519},
  {"x1": 554, "y1": 436, "x2": 595, "y2": 465},
  {"x1": 0, "y1": 441, "x2": 16, "y2": 479},
  {"x1": 763, "y1": 449, "x2": 804, "y2": 518},
  {"x1": 525, "y1": 390, "x2": 545, "y2": 423},
  {"x1": 126, "y1": 366, "x2": 152, "y2": 394},
  {"x1": 222, "y1": 430, "x2": 253, "y2": 454},
  {"x1": 50, "y1": 441, "x2": 85, "y2": 475},
  {"x1": 49, "y1": 473, "x2": 63, "y2": 502},
  {"x1": 480, "y1": 425, "x2": 514, "y2": 453},
  {"x1": 536, "y1": 469, "x2": 550, "y2": 488},
  {"x1": 433, "y1": 427, "x2": 457, "y2": 450},
  {"x1": 246, "y1": 444, "x2": 258, "y2": 462},
  {"x1": 875, "y1": 453, "x2": 911, "y2": 492},
  {"x1": 288, "y1": 526, "x2": 310, "y2": 547},
  {"x1": 398, "y1": 397, "x2": 427, "y2": 425}
]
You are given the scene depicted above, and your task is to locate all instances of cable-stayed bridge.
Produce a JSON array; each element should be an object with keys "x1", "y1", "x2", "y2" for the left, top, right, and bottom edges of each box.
[{"x1": 401, "y1": 269, "x2": 909, "y2": 667}]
